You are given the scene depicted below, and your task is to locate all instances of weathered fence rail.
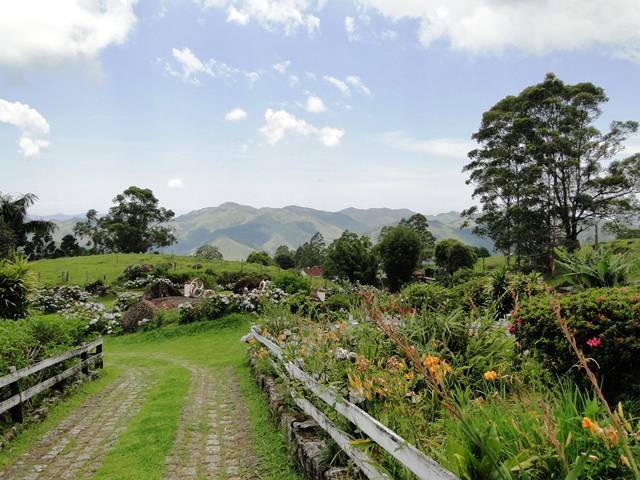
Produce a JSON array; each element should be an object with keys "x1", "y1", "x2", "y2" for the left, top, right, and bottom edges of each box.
[
  {"x1": 250, "y1": 326, "x2": 459, "y2": 480},
  {"x1": 0, "y1": 338, "x2": 103, "y2": 423}
]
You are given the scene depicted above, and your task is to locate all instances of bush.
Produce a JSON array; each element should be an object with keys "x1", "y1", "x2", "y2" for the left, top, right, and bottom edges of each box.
[
  {"x1": 273, "y1": 272, "x2": 311, "y2": 294},
  {"x1": 217, "y1": 271, "x2": 247, "y2": 288},
  {"x1": 31, "y1": 285, "x2": 92, "y2": 313},
  {"x1": 0, "y1": 256, "x2": 33, "y2": 319},
  {"x1": 400, "y1": 282, "x2": 456, "y2": 312},
  {"x1": 246, "y1": 251, "x2": 272, "y2": 266},
  {"x1": 178, "y1": 297, "x2": 229, "y2": 324},
  {"x1": 517, "y1": 287, "x2": 640, "y2": 400},
  {"x1": 0, "y1": 314, "x2": 87, "y2": 376},
  {"x1": 324, "y1": 293, "x2": 351, "y2": 312},
  {"x1": 451, "y1": 277, "x2": 491, "y2": 311},
  {"x1": 233, "y1": 276, "x2": 262, "y2": 293},
  {"x1": 195, "y1": 245, "x2": 223, "y2": 261},
  {"x1": 122, "y1": 263, "x2": 153, "y2": 281}
]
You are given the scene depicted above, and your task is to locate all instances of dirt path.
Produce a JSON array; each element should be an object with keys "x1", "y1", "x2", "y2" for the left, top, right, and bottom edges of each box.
[
  {"x1": 0, "y1": 368, "x2": 153, "y2": 480},
  {"x1": 1, "y1": 360, "x2": 261, "y2": 480},
  {"x1": 163, "y1": 364, "x2": 259, "y2": 480}
]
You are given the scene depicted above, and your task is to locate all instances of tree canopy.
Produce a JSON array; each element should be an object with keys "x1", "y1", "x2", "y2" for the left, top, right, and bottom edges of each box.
[
  {"x1": 378, "y1": 225, "x2": 422, "y2": 291},
  {"x1": 294, "y1": 232, "x2": 326, "y2": 268},
  {"x1": 324, "y1": 231, "x2": 378, "y2": 284},
  {"x1": 464, "y1": 73, "x2": 640, "y2": 269},
  {"x1": 195, "y1": 244, "x2": 223, "y2": 261},
  {"x1": 0, "y1": 193, "x2": 55, "y2": 258},
  {"x1": 434, "y1": 239, "x2": 477, "y2": 276},
  {"x1": 274, "y1": 245, "x2": 296, "y2": 269},
  {"x1": 75, "y1": 187, "x2": 176, "y2": 254}
]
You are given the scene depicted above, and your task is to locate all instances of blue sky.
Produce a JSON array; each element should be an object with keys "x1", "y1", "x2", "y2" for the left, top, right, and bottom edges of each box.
[{"x1": 1, "y1": 0, "x2": 640, "y2": 216}]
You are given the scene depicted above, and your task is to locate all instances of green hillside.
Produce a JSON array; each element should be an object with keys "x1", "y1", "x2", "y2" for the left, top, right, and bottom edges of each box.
[
  {"x1": 46, "y1": 204, "x2": 497, "y2": 260},
  {"x1": 30, "y1": 253, "x2": 285, "y2": 286}
]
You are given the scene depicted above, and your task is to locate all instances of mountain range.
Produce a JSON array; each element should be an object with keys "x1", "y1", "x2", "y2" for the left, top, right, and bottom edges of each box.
[{"x1": 40, "y1": 202, "x2": 494, "y2": 260}]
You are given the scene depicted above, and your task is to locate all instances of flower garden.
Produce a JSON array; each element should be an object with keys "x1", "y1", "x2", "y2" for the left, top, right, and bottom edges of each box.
[{"x1": 2, "y1": 249, "x2": 640, "y2": 480}]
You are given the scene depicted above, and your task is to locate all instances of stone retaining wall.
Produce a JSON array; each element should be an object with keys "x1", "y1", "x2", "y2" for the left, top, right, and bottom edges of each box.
[{"x1": 249, "y1": 356, "x2": 356, "y2": 480}]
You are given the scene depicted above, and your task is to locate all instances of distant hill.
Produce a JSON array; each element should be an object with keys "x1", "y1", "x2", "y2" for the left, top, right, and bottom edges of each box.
[
  {"x1": 164, "y1": 202, "x2": 495, "y2": 259},
  {"x1": 43, "y1": 203, "x2": 496, "y2": 260}
]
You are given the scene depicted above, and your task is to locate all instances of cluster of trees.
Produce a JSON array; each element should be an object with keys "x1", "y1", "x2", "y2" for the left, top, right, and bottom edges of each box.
[
  {"x1": 244, "y1": 213, "x2": 479, "y2": 291},
  {"x1": 0, "y1": 192, "x2": 70, "y2": 260},
  {"x1": 74, "y1": 186, "x2": 176, "y2": 254},
  {"x1": 1, "y1": 187, "x2": 177, "y2": 261},
  {"x1": 464, "y1": 73, "x2": 640, "y2": 271}
]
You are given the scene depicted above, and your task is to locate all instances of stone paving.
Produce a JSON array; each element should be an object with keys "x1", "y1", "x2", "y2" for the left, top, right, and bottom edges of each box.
[
  {"x1": 1, "y1": 361, "x2": 261, "y2": 480},
  {"x1": 164, "y1": 365, "x2": 259, "y2": 480},
  {"x1": 0, "y1": 368, "x2": 152, "y2": 480}
]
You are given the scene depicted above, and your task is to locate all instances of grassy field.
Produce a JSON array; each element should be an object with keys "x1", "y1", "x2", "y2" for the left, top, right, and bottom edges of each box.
[
  {"x1": 30, "y1": 253, "x2": 286, "y2": 286},
  {"x1": 0, "y1": 314, "x2": 302, "y2": 480}
]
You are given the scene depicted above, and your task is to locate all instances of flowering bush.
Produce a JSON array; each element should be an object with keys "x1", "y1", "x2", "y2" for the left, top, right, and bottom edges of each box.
[
  {"x1": 113, "y1": 291, "x2": 143, "y2": 312},
  {"x1": 61, "y1": 301, "x2": 123, "y2": 335},
  {"x1": 32, "y1": 285, "x2": 92, "y2": 313},
  {"x1": 517, "y1": 287, "x2": 640, "y2": 400}
]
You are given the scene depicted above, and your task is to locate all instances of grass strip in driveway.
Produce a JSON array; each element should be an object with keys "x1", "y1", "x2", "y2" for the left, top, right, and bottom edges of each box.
[{"x1": 92, "y1": 358, "x2": 190, "y2": 480}]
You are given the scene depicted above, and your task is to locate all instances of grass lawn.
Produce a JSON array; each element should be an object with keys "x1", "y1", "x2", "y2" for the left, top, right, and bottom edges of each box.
[
  {"x1": 0, "y1": 314, "x2": 302, "y2": 480},
  {"x1": 30, "y1": 253, "x2": 286, "y2": 286}
]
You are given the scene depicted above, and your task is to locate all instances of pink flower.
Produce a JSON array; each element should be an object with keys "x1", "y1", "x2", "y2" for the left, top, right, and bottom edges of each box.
[
  {"x1": 586, "y1": 337, "x2": 602, "y2": 348},
  {"x1": 507, "y1": 324, "x2": 515, "y2": 334}
]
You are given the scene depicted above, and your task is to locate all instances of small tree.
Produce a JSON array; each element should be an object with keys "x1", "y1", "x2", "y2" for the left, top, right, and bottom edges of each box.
[
  {"x1": 246, "y1": 251, "x2": 272, "y2": 266},
  {"x1": 274, "y1": 245, "x2": 296, "y2": 269},
  {"x1": 59, "y1": 234, "x2": 81, "y2": 257},
  {"x1": 294, "y1": 232, "x2": 325, "y2": 268},
  {"x1": 434, "y1": 239, "x2": 477, "y2": 276},
  {"x1": 324, "y1": 231, "x2": 378, "y2": 284},
  {"x1": 378, "y1": 225, "x2": 421, "y2": 291},
  {"x1": 195, "y1": 245, "x2": 223, "y2": 261},
  {"x1": 0, "y1": 192, "x2": 55, "y2": 252}
]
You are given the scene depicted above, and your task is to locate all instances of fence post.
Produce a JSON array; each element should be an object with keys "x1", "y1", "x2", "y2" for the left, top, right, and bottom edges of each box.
[
  {"x1": 81, "y1": 350, "x2": 89, "y2": 375},
  {"x1": 96, "y1": 342, "x2": 104, "y2": 369},
  {"x1": 8, "y1": 366, "x2": 23, "y2": 423}
]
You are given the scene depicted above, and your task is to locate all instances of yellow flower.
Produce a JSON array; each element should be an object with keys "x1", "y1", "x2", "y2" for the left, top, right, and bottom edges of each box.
[
  {"x1": 404, "y1": 371, "x2": 414, "y2": 382},
  {"x1": 483, "y1": 370, "x2": 499, "y2": 381},
  {"x1": 582, "y1": 417, "x2": 602, "y2": 437},
  {"x1": 422, "y1": 354, "x2": 440, "y2": 368}
]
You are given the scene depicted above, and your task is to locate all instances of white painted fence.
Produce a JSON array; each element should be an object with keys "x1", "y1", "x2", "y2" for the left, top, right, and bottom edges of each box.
[{"x1": 250, "y1": 326, "x2": 459, "y2": 480}]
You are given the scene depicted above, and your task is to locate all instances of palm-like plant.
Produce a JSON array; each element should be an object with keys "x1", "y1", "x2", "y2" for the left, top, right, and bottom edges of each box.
[
  {"x1": 0, "y1": 192, "x2": 55, "y2": 251},
  {"x1": 554, "y1": 247, "x2": 634, "y2": 288}
]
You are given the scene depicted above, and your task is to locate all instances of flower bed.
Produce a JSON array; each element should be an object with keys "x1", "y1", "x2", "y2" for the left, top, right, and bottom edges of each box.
[{"x1": 250, "y1": 289, "x2": 640, "y2": 480}]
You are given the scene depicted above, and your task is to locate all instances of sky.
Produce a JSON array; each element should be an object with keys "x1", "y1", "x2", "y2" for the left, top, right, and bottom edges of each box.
[{"x1": 1, "y1": 0, "x2": 640, "y2": 217}]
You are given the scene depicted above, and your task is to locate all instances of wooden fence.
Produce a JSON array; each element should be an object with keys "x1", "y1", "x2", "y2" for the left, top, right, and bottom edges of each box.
[
  {"x1": 0, "y1": 338, "x2": 103, "y2": 423},
  {"x1": 250, "y1": 326, "x2": 459, "y2": 480}
]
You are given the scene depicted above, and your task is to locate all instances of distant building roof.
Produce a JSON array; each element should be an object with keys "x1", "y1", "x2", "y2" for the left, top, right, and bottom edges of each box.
[{"x1": 301, "y1": 266, "x2": 325, "y2": 277}]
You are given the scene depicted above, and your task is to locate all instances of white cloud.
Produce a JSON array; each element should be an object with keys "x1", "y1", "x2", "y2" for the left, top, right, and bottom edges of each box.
[
  {"x1": 161, "y1": 47, "x2": 258, "y2": 86},
  {"x1": 0, "y1": 0, "x2": 137, "y2": 70},
  {"x1": 346, "y1": 75, "x2": 371, "y2": 96},
  {"x1": 273, "y1": 60, "x2": 291, "y2": 74},
  {"x1": 306, "y1": 96, "x2": 327, "y2": 113},
  {"x1": 288, "y1": 74, "x2": 300, "y2": 86},
  {"x1": 197, "y1": 0, "x2": 320, "y2": 35},
  {"x1": 170, "y1": 47, "x2": 213, "y2": 83},
  {"x1": 225, "y1": 108, "x2": 248, "y2": 121},
  {"x1": 382, "y1": 131, "x2": 475, "y2": 158},
  {"x1": 357, "y1": 0, "x2": 640, "y2": 61},
  {"x1": 226, "y1": 6, "x2": 250, "y2": 25},
  {"x1": 168, "y1": 178, "x2": 185, "y2": 189},
  {"x1": 324, "y1": 75, "x2": 372, "y2": 96},
  {"x1": 260, "y1": 109, "x2": 344, "y2": 147},
  {"x1": 345, "y1": 16, "x2": 357, "y2": 42},
  {"x1": 0, "y1": 98, "x2": 50, "y2": 157},
  {"x1": 323, "y1": 76, "x2": 350, "y2": 95}
]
